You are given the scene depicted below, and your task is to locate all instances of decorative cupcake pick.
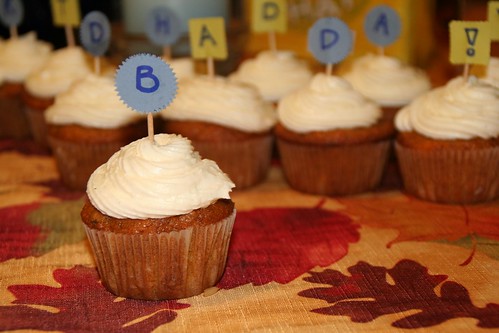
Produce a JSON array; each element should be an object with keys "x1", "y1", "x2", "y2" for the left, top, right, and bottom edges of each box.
[
  {"x1": 145, "y1": 6, "x2": 182, "y2": 61},
  {"x1": 449, "y1": 21, "x2": 490, "y2": 79},
  {"x1": 115, "y1": 53, "x2": 178, "y2": 143},
  {"x1": 364, "y1": 4, "x2": 401, "y2": 56},
  {"x1": 50, "y1": 0, "x2": 81, "y2": 47},
  {"x1": 188, "y1": 17, "x2": 227, "y2": 78},
  {"x1": 488, "y1": 2, "x2": 499, "y2": 43},
  {"x1": 0, "y1": 0, "x2": 23, "y2": 39},
  {"x1": 80, "y1": 11, "x2": 110, "y2": 75},
  {"x1": 308, "y1": 17, "x2": 353, "y2": 75},
  {"x1": 251, "y1": 0, "x2": 287, "y2": 53}
]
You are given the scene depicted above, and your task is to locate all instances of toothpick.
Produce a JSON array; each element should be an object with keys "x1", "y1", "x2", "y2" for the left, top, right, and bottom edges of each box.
[
  {"x1": 326, "y1": 63, "x2": 333, "y2": 76},
  {"x1": 65, "y1": 24, "x2": 75, "y2": 47},
  {"x1": 268, "y1": 30, "x2": 277, "y2": 53},
  {"x1": 147, "y1": 113, "x2": 155, "y2": 143},
  {"x1": 94, "y1": 57, "x2": 101, "y2": 75},
  {"x1": 207, "y1": 57, "x2": 215, "y2": 78},
  {"x1": 377, "y1": 45, "x2": 384, "y2": 56},
  {"x1": 463, "y1": 63, "x2": 470, "y2": 80},
  {"x1": 9, "y1": 25, "x2": 17, "y2": 39},
  {"x1": 163, "y1": 45, "x2": 172, "y2": 61}
]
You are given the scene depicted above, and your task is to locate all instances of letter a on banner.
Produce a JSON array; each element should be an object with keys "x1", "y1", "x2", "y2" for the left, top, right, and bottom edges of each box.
[
  {"x1": 188, "y1": 17, "x2": 228, "y2": 60},
  {"x1": 251, "y1": 0, "x2": 287, "y2": 33}
]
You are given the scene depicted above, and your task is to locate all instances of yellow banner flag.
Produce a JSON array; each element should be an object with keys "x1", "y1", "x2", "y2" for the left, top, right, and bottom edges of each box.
[
  {"x1": 488, "y1": 1, "x2": 499, "y2": 41},
  {"x1": 251, "y1": 0, "x2": 287, "y2": 33},
  {"x1": 50, "y1": 0, "x2": 81, "y2": 27},
  {"x1": 189, "y1": 17, "x2": 228, "y2": 60},
  {"x1": 449, "y1": 21, "x2": 490, "y2": 65}
]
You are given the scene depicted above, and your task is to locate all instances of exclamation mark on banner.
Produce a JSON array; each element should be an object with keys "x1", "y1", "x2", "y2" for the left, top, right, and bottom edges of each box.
[{"x1": 465, "y1": 27, "x2": 478, "y2": 56}]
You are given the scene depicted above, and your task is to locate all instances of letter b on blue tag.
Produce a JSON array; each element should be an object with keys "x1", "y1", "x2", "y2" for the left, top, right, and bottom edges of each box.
[
  {"x1": 115, "y1": 54, "x2": 178, "y2": 113},
  {"x1": 308, "y1": 17, "x2": 352, "y2": 64}
]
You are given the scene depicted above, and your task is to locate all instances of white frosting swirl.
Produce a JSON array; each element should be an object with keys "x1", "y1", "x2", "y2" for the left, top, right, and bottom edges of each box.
[
  {"x1": 277, "y1": 73, "x2": 381, "y2": 133},
  {"x1": 169, "y1": 57, "x2": 195, "y2": 80},
  {"x1": 343, "y1": 54, "x2": 431, "y2": 107},
  {"x1": 161, "y1": 75, "x2": 276, "y2": 132},
  {"x1": 24, "y1": 46, "x2": 92, "y2": 98},
  {"x1": 229, "y1": 50, "x2": 313, "y2": 102},
  {"x1": 0, "y1": 32, "x2": 52, "y2": 83},
  {"x1": 45, "y1": 74, "x2": 142, "y2": 128},
  {"x1": 87, "y1": 134, "x2": 235, "y2": 219},
  {"x1": 395, "y1": 76, "x2": 499, "y2": 140}
]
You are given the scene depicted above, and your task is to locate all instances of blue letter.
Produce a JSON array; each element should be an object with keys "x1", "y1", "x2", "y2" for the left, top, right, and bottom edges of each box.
[
  {"x1": 155, "y1": 13, "x2": 170, "y2": 35},
  {"x1": 89, "y1": 21, "x2": 103, "y2": 43},
  {"x1": 136, "y1": 65, "x2": 160, "y2": 93},
  {"x1": 199, "y1": 25, "x2": 216, "y2": 47},
  {"x1": 374, "y1": 13, "x2": 389, "y2": 35},
  {"x1": 320, "y1": 29, "x2": 339, "y2": 50},
  {"x1": 263, "y1": 2, "x2": 279, "y2": 20}
]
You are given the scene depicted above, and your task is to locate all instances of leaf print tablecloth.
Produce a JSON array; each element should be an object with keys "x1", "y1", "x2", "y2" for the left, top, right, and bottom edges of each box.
[{"x1": 1, "y1": 138, "x2": 498, "y2": 333}]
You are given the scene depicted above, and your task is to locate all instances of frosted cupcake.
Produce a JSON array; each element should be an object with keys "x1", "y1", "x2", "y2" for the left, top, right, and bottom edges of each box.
[
  {"x1": 0, "y1": 32, "x2": 51, "y2": 139},
  {"x1": 276, "y1": 73, "x2": 394, "y2": 195},
  {"x1": 81, "y1": 134, "x2": 236, "y2": 300},
  {"x1": 343, "y1": 53, "x2": 431, "y2": 120},
  {"x1": 46, "y1": 73, "x2": 145, "y2": 190},
  {"x1": 229, "y1": 50, "x2": 313, "y2": 104},
  {"x1": 23, "y1": 46, "x2": 92, "y2": 147},
  {"x1": 161, "y1": 75, "x2": 276, "y2": 189},
  {"x1": 395, "y1": 76, "x2": 499, "y2": 204}
]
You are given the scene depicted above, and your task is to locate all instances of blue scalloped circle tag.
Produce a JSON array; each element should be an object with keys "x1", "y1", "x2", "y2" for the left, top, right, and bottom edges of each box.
[
  {"x1": 307, "y1": 17, "x2": 353, "y2": 64},
  {"x1": 115, "y1": 53, "x2": 178, "y2": 114},
  {"x1": 364, "y1": 5, "x2": 401, "y2": 47},
  {"x1": 0, "y1": 0, "x2": 23, "y2": 27},
  {"x1": 145, "y1": 6, "x2": 182, "y2": 46},
  {"x1": 80, "y1": 11, "x2": 111, "y2": 57}
]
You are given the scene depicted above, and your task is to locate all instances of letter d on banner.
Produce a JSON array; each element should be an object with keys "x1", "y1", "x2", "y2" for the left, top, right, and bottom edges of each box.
[{"x1": 251, "y1": 0, "x2": 287, "y2": 33}]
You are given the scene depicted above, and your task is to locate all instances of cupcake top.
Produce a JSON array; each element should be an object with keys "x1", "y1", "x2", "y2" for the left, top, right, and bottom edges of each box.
[
  {"x1": 395, "y1": 76, "x2": 499, "y2": 140},
  {"x1": 160, "y1": 75, "x2": 276, "y2": 132},
  {"x1": 277, "y1": 73, "x2": 381, "y2": 133},
  {"x1": 0, "y1": 32, "x2": 52, "y2": 84},
  {"x1": 24, "y1": 46, "x2": 92, "y2": 98},
  {"x1": 229, "y1": 50, "x2": 313, "y2": 102},
  {"x1": 343, "y1": 53, "x2": 431, "y2": 107},
  {"x1": 44, "y1": 73, "x2": 142, "y2": 128},
  {"x1": 169, "y1": 57, "x2": 195, "y2": 80},
  {"x1": 87, "y1": 134, "x2": 235, "y2": 219},
  {"x1": 484, "y1": 57, "x2": 499, "y2": 88}
]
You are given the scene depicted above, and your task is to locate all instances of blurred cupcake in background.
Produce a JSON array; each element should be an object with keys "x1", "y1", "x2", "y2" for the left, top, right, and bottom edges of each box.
[
  {"x1": 343, "y1": 53, "x2": 431, "y2": 121},
  {"x1": 23, "y1": 46, "x2": 92, "y2": 148},
  {"x1": 161, "y1": 75, "x2": 276, "y2": 189},
  {"x1": 276, "y1": 73, "x2": 394, "y2": 196},
  {"x1": 395, "y1": 75, "x2": 499, "y2": 204},
  {"x1": 0, "y1": 32, "x2": 51, "y2": 139},
  {"x1": 484, "y1": 57, "x2": 499, "y2": 88},
  {"x1": 229, "y1": 50, "x2": 313, "y2": 105},
  {"x1": 46, "y1": 73, "x2": 145, "y2": 191}
]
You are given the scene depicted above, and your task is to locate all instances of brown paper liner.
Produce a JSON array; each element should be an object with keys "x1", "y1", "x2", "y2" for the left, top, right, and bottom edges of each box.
[
  {"x1": 84, "y1": 210, "x2": 236, "y2": 300},
  {"x1": 277, "y1": 138, "x2": 391, "y2": 196},
  {"x1": 191, "y1": 135, "x2": 273, "y2": 189},
  {"x1": 24, "y1": 105, "x2": 50, "y2": 148},
  {"x1": 395, "y1": 142, "x2": 499, "y2": 204},
  {"x1": 48, "y1": 136, "x2": 126, "y2": 191},
  {"x1": 0, "y1": 83, "x2": 31, "y2": 139}
]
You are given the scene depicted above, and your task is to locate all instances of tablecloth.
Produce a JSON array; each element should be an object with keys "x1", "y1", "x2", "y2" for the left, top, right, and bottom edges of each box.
[{"x1": 0, "y1": 138, "x2": 498, "y2": 332}]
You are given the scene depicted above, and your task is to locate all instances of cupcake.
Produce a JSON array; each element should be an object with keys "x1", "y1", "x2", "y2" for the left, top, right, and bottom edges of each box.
[
  {"x1": 0, "y1": 32, "x2": 51, "y2": 139},
  {"x1": 81, "y1": 134, "x2": 236, "y2": 300},
  {"x1": 23, "y1": 46, "x2": 92, "y2": 148},
  {"x1": 229, "y1": 50, "x2": 313, "y2": 104},
  {"x1": 484, "y1": 57, "x2": 499, "y2": 88},
  {"x1": 161, "y1": 75, "x2": 276, "y2": 189},
  {"x1": 276, "y1": 73, "x2": 394, "y2": 196},
  {"x1": 46, "y1": 73, "x2": 145, "y2": 191},
  {"x1": 394, "y1": 76, "x2": 499, "y2": 204},
  {"x1": 343, "y1": 53, "x2": 431, "y2": 120}
]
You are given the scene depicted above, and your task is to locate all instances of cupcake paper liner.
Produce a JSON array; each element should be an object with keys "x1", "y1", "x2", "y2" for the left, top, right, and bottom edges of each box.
[
  {"x1": 84, "y1": 210, "x2": 236, "y2": 300},
  {"x1": 191, "y1": 134, "x2": 273, "y2": 189},
  {"x1": 0, "y1": 86, "x2": 31, "y2": 139},
  {"x1": 395, "y1": 142, "x2": 499, "y2": 204},
  {"x1": 277, "y1": 138, "x2": 391, "y2": 196},
  {"x1": 25, "y1": 105, "x2": 50, "y2": 148},
  {"x1": 48, "y1": 136, "x2": 125, "y2": 191}
]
